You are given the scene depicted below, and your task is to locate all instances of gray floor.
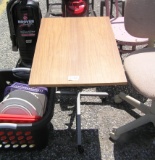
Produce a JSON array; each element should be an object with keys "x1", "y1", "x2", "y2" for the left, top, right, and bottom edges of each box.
[{"x1": 0, "y1": 0, "x2": 155, "y2": 160}]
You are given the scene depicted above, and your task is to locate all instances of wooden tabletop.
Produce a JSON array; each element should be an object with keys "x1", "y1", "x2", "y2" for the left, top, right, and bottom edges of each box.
[{"x1": 29, "y1": 17, "x2": 127, "y2": 87}]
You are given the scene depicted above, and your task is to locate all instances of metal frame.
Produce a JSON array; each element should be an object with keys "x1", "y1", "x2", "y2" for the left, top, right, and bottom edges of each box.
[
  {"x1": 110, "y1": 0, "x2": 125, "y2": 17},
  {"x1": 56, "y1": 90, "x2": 108, "y2": 153}
]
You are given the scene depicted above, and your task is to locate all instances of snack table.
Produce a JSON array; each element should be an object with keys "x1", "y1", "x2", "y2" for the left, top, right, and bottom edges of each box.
[{"x1": 29, "y1": 17, "x2": 127, "y2": 152}]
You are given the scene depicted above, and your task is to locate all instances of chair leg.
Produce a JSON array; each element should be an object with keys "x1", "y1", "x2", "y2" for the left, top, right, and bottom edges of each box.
[
  {"x1": 114, "y1": 92, "x2": 150, "y2": 114},
  {"x1": 111, "y1": 95, "x2": 155, "y2": 140},
  {"x1": 110, "y1": 114, "x2": 151, "y2": 140}
]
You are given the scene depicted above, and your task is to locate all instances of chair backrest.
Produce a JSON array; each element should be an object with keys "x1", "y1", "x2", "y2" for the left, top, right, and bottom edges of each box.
[{"x1": 125, "y1": 0, "x2": 155, "y2": 39}]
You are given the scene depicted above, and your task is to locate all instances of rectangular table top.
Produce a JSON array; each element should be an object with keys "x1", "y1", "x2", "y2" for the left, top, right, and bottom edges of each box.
[{"x1": 29, "y1": 17, "x2": 127, "y2": 87}]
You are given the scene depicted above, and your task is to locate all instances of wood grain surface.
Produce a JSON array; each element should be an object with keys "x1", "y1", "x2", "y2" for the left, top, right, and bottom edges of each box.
[{"x1": 29, "y1": 17, "x2": 127, "y2": 87}]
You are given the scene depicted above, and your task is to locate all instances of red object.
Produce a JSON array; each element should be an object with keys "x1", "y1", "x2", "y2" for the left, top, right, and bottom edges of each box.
[
  {"x1": 66, "y1": 0, "x2": 87, "y2": 16},
  {"x1": 0, "y1": 114, "x2": 41, "y2": 123}
]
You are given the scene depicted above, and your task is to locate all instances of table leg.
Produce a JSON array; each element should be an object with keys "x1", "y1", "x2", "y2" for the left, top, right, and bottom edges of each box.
[
  {"x1": 56, "y1": 90, "x2": 108, "y2": 153},
  {"x1": 76, "y1": 92, "x2": 83, "y2": 153},
  {"x1": 76, "y1": 92, "x2": 108, "y2": 153}
]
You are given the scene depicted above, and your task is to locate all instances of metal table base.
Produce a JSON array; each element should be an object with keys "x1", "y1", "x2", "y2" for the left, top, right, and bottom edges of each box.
[{"x1": 56, "y1": 90, "x2": 108, "y2": 153}]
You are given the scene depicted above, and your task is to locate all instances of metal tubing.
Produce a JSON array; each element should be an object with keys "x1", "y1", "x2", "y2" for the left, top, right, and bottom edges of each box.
[
  {"x1": 80, "y1": 92, "x2": 108, "y2": 97},
  {"x1": 46, "y1": 0, "x2": 49, "y2": 11},
  {"x1": 56, "y1": 91, "x2": 108, "y2": 97},
  {"x1": 56, "y1": 90, "x2": 108, "y2": 147},
  {"x1": 56, "y1": 91, "x2": 77, "y2": 95},
  {"x1": 77, "y1": 92, "x2": 82, "y2": 145}
]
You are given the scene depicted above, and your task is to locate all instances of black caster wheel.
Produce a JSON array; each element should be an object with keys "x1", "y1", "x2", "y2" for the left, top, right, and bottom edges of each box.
[{"x1": 77, "y1": 145, "x2": 84, "y2": 154}]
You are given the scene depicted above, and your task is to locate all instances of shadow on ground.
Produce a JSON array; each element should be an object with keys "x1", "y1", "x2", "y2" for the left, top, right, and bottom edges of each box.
[
  {"x1": 0, "y1": 123, "x2": 102, "y2": 160},
  {"x1": 113, "y1": 123, "x2": 155, "y2": 160}
]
